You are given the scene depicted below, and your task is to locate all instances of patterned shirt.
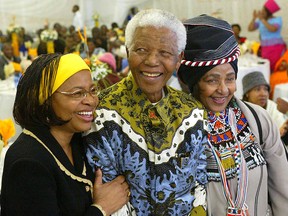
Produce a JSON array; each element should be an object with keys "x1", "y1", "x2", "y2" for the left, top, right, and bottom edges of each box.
[{"x1": 85, "y1": 74, "x2": 208, "y2": 215}]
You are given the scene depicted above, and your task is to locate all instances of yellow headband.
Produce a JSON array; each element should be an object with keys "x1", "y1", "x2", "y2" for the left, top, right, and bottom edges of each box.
[{"x1": 39, "y1": 53, "x2": 91, "y2": 104}]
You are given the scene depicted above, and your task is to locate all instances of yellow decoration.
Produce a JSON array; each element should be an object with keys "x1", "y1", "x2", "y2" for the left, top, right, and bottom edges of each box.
[
  {"x1": 93, "y1": 13, "x2": 100, "y2": 27},
  {"x1": 28, "y1": 48, "x2": 38, "y2": 59},
  {"x1": 251, "y1": 41, "x2": 261, "y2": 56},
  {"x1": 0, "y1": 140, "x2": 4, "y2": 155},
  {"x1": 0, "y1": 119, "x2": 16, "y2": 147},
  {"x1": 12, "y1": 62, "x2": 22, "y2": 73},
  {"x1": 4, "y1": 63, "x2": 15, "y2": 78},
  {"x1": 78, "y1": 27, "x2": 87, "y2": 43},
  {"x1": 47, "y1": 40, "x2": 55, "y2": 54},
  {"x1": 11, "y1": 32, "x2": 20, "y2": 57}
]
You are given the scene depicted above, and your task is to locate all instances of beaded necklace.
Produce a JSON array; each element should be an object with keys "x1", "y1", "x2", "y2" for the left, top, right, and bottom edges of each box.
[{"x1": 207, "y1": 108, "x2": 249, "y2": 216}]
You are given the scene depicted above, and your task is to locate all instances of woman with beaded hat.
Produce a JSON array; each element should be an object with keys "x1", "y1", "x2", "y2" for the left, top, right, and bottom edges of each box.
[
  {"x1": 178, "y1": 14, "x2": 288, "y2": 216},
  {"x1": 1, "y1": 53, "x2": 130, "y2": 216}
]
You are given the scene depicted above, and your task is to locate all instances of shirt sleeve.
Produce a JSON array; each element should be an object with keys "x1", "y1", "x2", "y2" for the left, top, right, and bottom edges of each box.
[
  {"x1": 258, "y1": 108, "x2": 288, "y2": 215},
  {"x1": 85, "y1": 128, "x2": 120, "y2": 182}
]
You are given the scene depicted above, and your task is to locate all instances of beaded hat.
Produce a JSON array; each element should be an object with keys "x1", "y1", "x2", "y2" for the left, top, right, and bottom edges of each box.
[
  {"x1": 177, "y1": 15, "x2": 240, "y2": 92},
  {"x1": 264, "y1": 0, "x2": 280, "y2": 14}
]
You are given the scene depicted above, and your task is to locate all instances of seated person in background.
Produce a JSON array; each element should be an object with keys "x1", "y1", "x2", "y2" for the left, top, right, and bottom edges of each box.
[
  {"x1": 0, "y1": 42, "x2": 21, "y2": 80},
  {"x1": 242, "y1": 71, "x2": 288, "y2": 137},
  {"x1": 270, "y1": 50, "x2": 288, "y2": 99},
  {"x1": 87, "y1": 37, "x2": 105, "y2": 57},
  {"x1": 64, "y1": 34, "x2": 77, "y2": 54},
  {"x1": 91, "y1": 27, "x2": 107, "y2": 51},
  {"x1": 37, "y1": 39, "x2": 66, "y2": 55},
  {"x1": 231, "y1": 24, "x2": 247, "y2": 44},
  {"x1": 18, "y1": 27, "x2": 34, "y2": 56}
]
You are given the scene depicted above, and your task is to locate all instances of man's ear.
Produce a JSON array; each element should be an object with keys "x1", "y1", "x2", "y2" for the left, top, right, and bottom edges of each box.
[{"x1": 176, "y1": 51, "x2": 184, "y2": 71}]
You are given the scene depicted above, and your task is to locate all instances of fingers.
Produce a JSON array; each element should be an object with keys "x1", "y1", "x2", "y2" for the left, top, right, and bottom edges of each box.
[
  {"x1": 94, "y1": 168, "x2": 103, "y2": 185},
  {"x1": 114, "y1": 175, "x2": 127, "y2": 185},
  {"x1": 113, "y1": 176, "x2": 130, "y2": 196}
]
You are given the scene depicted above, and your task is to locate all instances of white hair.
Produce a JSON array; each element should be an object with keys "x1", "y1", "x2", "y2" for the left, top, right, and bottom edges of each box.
[{"x1": 125, "y1": 9, "x2": 186, "y2": 54}]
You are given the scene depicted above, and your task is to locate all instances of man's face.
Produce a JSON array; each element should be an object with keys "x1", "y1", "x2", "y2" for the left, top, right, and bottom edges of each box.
[
  {"x1": 127, "y1": 26, "x2": 182, "y2": 103},
  {"x1": 2, "y1": 44, "x2": 13, "y2": 59}
]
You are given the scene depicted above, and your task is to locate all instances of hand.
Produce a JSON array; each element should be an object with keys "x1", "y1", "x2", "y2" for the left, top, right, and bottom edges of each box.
[
  {"x1": 280, "y1": 120, "x2": 288, "y2": 137},
  {"x1": 92, "y1": 168, "x2": 130, "y2": 215},
  {"x1": 277, "y1": 98, "x2": 288, "y2": 114},
  {"x1": 258, "y1": 11, "x2": 265, "y2": 21},
  {"x1": 253, "y1": 10, "x2": 258, "y2": 19}
]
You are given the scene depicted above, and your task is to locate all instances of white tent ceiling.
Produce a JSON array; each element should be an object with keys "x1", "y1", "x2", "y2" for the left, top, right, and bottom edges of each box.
[{"x1": 0, "y1": 0, "x2": 287, "y2": 43}]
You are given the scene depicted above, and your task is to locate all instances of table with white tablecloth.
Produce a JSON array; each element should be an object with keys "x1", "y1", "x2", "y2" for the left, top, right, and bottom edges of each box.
[
  {"x1": 0, "y1": 77, "x2": 22, "y2": 142},
  {"x1": 273, "y1": 83, "x2": 288, "y2": 102},
  {"x1": 235, "y1": 55, "x2": 270, "y2": 99}
]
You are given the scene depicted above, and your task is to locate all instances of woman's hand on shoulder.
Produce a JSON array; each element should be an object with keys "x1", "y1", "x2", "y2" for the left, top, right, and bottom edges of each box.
[{"x1": 92, "y1": 168, "x2": 130, "y2": 215}]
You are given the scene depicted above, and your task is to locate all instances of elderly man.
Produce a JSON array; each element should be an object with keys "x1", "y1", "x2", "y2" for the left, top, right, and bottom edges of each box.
[{"x1": 85, "y1": 9, "x2": 207, "y2": 215}]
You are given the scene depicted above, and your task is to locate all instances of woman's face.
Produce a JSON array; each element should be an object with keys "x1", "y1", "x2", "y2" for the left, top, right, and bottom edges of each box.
[
  {"x1": 51, "y1": 70, "x2": 98, "y2": 134},
  {"x1": 196, "y1": 63, "x2": 236, "y2": 112},
  {"x1": 261, "y1": 7, "x2": 268, "y2": 19},
  {"x1": 127, "y1": 26, "x2": 183, "y2": 103},
  {"x1": 246, "y1": 85, "x2": 269, "y2": 108}
]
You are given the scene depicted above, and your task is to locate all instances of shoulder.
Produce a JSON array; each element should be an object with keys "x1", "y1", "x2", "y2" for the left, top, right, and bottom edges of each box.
[
  {"x1": 267, "y1": 99, "x2": 277, "y2": 108},
  {"x1": 99, "y1": 78, "x2": 126, "y2": 99},
  {"x1": 236, "y1": 99, "x2": 270, "y2": 122},
  {"x1": 0, "y1": 56, "x2": 7, "y2": 64},
  {"x1": 270, "y1": 16, "x2": 282, "y2": 24},
  {"x1": 5, "y1": 133, "x2": 56, "y2": 170}
]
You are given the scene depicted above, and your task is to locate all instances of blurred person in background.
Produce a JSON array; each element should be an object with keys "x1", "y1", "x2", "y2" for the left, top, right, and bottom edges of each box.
[
  {"x1": 242, "y1": 71, "x2": 288, "y2": 138},
  {"x1": 248, "y1": 0, "x2": 286, "y2": 72}
]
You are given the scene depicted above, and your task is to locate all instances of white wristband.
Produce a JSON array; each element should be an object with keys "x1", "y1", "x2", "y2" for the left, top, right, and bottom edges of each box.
[{"x1": 91, "y1": 204, "x2": 107, "y2": 216}]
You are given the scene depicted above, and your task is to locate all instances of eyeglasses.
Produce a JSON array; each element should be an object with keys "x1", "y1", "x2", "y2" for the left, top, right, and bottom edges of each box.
[{"x1": 56, "y1": 86, "x2": 99, "y2": 99}]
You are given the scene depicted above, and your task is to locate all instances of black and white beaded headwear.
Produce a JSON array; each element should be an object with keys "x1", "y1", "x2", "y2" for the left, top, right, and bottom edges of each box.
[{"x1": 178, "y1": 14, "x2": 240, "y2": 92}]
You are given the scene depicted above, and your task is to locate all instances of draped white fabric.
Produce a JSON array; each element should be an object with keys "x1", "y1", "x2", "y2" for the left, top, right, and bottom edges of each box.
[{"x1": 0, "y1": 0, "x2": 287, "y2": 43}]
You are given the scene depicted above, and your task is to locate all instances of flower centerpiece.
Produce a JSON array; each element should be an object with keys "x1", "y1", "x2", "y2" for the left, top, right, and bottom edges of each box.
[
  {"x1": 0, "y1": 119, "x2": 15, "y2": 154},
  {"x1": 6, "y1": 24, "x2": 22, "y2": 35},
  {"x1": 40, "y1": 29, "x2": 58, "y2": 53},
  {"x1": 40, "y1": 29, "x2": 58, "y2": 42},
  {"x1": 6, "y1": 16, "x2": 22, "y2": 57},
  {"x1": 89, "y1": 55, "x2": 112, "y2": 82}
]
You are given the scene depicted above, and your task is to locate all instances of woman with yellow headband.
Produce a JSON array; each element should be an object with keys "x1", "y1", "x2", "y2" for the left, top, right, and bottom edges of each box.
[{"x1": 1, "y1": 53, "x2": 130, "y2": 216}]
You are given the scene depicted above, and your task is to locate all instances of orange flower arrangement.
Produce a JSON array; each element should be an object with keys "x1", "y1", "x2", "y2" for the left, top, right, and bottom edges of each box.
[{"x1": 0, "y1": 119, "x2": 16, "y2": 147}]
